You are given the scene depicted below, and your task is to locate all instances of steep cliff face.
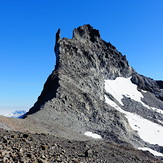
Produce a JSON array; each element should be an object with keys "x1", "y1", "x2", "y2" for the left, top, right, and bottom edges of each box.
[
  {"x1": 131, "y1": 73, "x2": 163, "y2": 101},
  {"x1": 25, "y1": 25, "x2": 163, "y2": 155},
  {"x1": 28, "y1": 24, "x2": 133, "y2": 114},
  {"x1": 26, "y1": 25, "x2": 138, "y2": 145}
]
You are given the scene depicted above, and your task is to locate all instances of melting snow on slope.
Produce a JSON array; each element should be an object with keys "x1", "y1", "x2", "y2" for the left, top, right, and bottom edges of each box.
[
  {"x1": 105, "y1": 77, "x2": 163, "y2": 156},
  {"x1": 105, "y1": 96, "x2": 126, "y2": 114},
  {"x1": 84, "y1": 131, "x2": 102, "y2": 139},
  {"x1": 105, "y1": 77, "x2": 163, "y2": 115},
  {"x1": 105, "y1": 77, "x2": 143, "y2": 105},
  {"x1": 126, "y1": 112, "x2": 163, "y2": 146},
  {"x1": 138, "y1": 147, "x2": 163, "y2": 157},
  {"x1": 105, "y1": 95, "x2": 163, "y2": 146}
]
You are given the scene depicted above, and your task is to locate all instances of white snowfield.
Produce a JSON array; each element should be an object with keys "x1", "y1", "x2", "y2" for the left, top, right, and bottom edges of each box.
[
  {"x1": 138, "y1": 147, "x2": 163, "y2": 157},
  {"x1": 105, "y1": 77, "x2": 142, "y2": 106},
  {"x1": 105, "y1": 95, "x2": 163, "y2": 146},
  {"x1": 126, "y1": 112, "x2": 163, "y2": 146},
  {"x1": 105, "y1": 77, "x2": 163, "y2": 156},
  {"x1": 84, "y1": 131, "x2": 102, "y2": 139},
  {"x1": 105, "y1": 77, "x2": 163, "y2": 115}
]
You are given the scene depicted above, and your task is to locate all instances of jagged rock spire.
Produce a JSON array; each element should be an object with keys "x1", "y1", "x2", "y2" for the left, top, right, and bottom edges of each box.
[
  {"x1": 73, "y1": 24, "x2": 100, "y2": 42},
  {"x1": 56, "y1": 28, "x2": 61, "y2": 43}
]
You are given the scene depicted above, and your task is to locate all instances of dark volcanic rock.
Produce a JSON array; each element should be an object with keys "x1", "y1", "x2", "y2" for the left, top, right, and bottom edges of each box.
[
  {"x1": 24, "y1": 25, "x2": 163, "y2": 153},
  {"x1": 28, "y1": 24, "x2": 134, "y2": 114},
  {"x1": 24, "y1": 25, "x2": 142, "y2": 147},
  {"x1": 0, "y1": 128, "x2": 162, "y2": 163},
  {"x1": 131, "y1": 73, "x2": 163, "y2": 101},
  {"x1": 156, "y1": 80, "x2": 163, "y2": 89}
]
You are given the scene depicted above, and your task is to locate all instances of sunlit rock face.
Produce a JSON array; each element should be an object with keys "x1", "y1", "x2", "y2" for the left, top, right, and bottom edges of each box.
[
  {"x1": 25, "y1": 25, "x2": 163, "y2": 156},
  {"x1": 28, "y1": 24, "x2": 134, "y2": 114}
]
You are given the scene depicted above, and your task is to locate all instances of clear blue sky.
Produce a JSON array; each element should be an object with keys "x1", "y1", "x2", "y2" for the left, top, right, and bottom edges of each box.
[{"x1": 0, "y1": 0, "x2": 163, "y2": 114}]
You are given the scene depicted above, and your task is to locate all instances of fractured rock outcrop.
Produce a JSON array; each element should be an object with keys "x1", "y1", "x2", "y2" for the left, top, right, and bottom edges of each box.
[
  {"x1": 25, "y1": 25, "x2": 140, "y2": 146},
  {"x1": 25, "y1": 25, "x2": 163, "y2": 149}
]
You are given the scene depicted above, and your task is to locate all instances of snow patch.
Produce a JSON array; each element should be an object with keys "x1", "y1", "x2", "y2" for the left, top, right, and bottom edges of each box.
[
  {"x1": 84, "y1": 131, "x2": 102, "y2": 139},
  {"x1": 158, "y1": 120, "x2": 163, "y2": 125},
  {"x1": 138, "y1": 147, "x2": 163, "y2": 157},
  {"x1": 126, "y1": 112, "x2": 163, "y2": 146},
  {"x1": 105, "y1": 95, "x2": 163, "y2": 146},
  {"x1": 150, "y1": 107, "x2": 163, "y2": 115},
  {"x1": 105, "y1": 95, "x2": 125, "y2": 114},
  {"x1": 105, "y1": 77, "x2": 143, "y2": 105},
  {"x1": 104, "y1": 77, "x2": 163, "y2": 147},
  {"x1": 105, "y1": 77, "x2": 163, "y2": 115},
  {"x1": 141, "y1": 90, "x2": 147, "y2": 93}
]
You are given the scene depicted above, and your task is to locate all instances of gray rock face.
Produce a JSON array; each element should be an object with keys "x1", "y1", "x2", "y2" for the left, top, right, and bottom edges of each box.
[
  {"x1": 25, "y1": 25, "x2": 163, "y2": 151},
  {"x1": 25, "y1": 25, "x2": 139, "y2": 145},
  {"x1": 28, "y1": 24, "x2": 133, "y2": 115},
  {"x1": 131, "y1": 73, "x2": 163, "y2": 101}
]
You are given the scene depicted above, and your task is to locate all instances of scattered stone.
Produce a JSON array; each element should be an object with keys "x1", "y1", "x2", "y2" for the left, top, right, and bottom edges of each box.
[
  {"x1": 0, "y1": 128, "x2": 162, "y2": 163},
  {"x1": 84, "y1": 149, "x2": 93, "y2": 157},
  {"x1": 22, "y1": 133, "x2": 29, "y2": 138}
]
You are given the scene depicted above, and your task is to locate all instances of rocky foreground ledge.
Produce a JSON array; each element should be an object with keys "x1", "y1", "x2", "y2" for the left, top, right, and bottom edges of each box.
[{"x1": 0, "y1": 128, "x2": 162, "y2": 163}]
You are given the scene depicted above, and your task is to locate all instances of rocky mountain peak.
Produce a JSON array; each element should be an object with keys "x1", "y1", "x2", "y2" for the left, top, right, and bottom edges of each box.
[
  {"x1": 72, "y1": 24, "x2": 100, "y2": 42},
  {"x1": 1, "y1": 25, "x2": 163, "y2": 162},
  {"x1": 26, "y1": 25, "x2": 136, "y2": 144},
  {"x1": 55, "y1": 24, "x2": 133, "y2": 79},
  {"x1": 24, "y1": 25, "x2": 163, "y2": 158}
]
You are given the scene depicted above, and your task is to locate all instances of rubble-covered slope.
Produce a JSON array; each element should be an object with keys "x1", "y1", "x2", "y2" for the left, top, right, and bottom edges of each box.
[{"x1": 1, "y1": 128, "x2": 162, "y2": 163}]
